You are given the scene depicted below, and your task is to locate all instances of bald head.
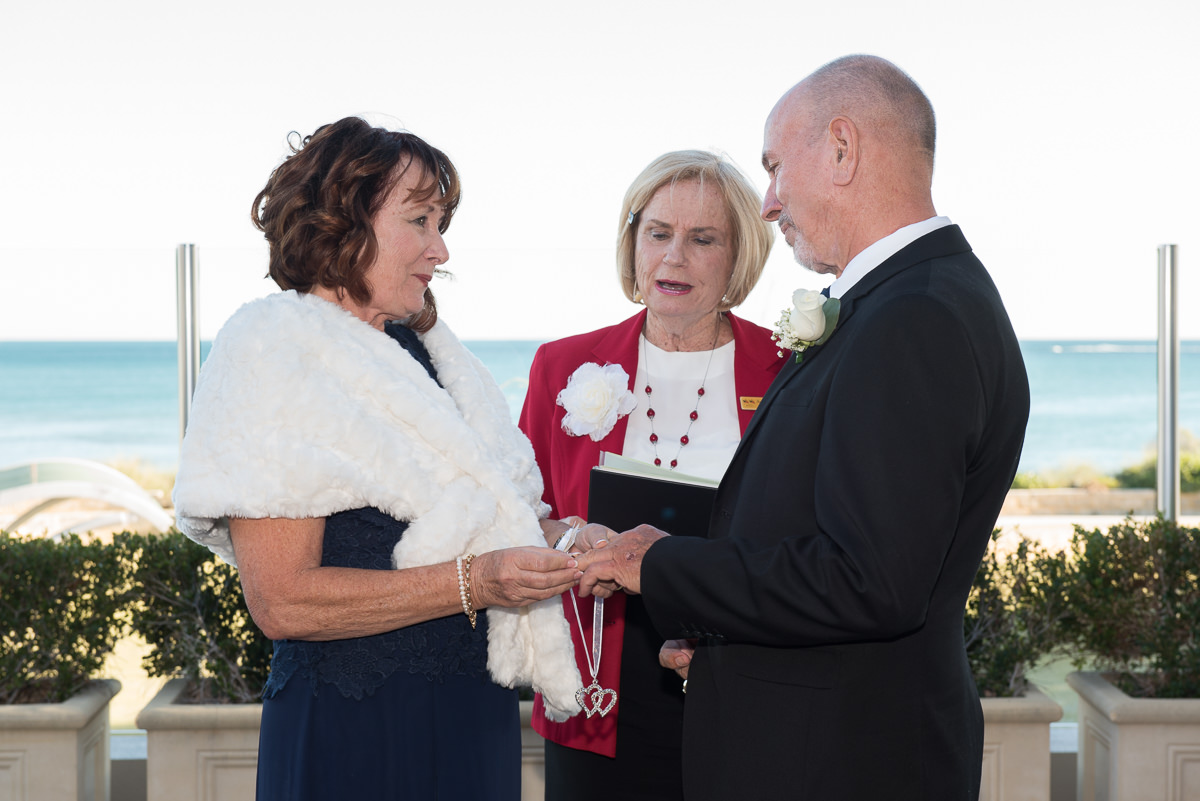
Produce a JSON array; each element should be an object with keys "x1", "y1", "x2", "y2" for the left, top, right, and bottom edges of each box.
[
  {"x1": 760, "y1": 55, "x2": 939, "y2": 275},
  {"x1": 778, "y1": 55, "x2": 936, "y2": 172}
]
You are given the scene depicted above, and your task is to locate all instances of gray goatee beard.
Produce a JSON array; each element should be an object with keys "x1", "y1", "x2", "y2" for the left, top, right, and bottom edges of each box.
[{"x1": 780, "y1": 214, "x2": 817, "y2": 273}]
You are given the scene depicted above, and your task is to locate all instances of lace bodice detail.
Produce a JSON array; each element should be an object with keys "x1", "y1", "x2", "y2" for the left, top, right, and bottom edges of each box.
[
  {"x1": 262, "y1": 507, "x2": 490, "y2": 700},
  {"x1": 261, "y1": 322, "x2": 488, "y2": 701}
]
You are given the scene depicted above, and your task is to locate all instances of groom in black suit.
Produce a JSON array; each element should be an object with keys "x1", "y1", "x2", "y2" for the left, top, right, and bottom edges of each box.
[{"x1": 577, "y1": 55, "x2": 1029, "y2": 800}]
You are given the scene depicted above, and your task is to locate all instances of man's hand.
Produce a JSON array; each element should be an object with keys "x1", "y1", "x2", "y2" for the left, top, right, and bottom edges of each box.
[
  {"x1": 659, "y1": 638, "x2": 697, "y2": 681},
  {"x1": 575, "y1": 524, "x2": 668, "y2": 597}
]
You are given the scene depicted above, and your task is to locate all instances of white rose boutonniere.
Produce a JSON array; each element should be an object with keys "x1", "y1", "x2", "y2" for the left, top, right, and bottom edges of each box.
[
  {"x1": 772, "y1": 289, "x2": 841, "y2": 363},
  {"x1": 557, "y1": 362, "x2": 637, "y2": 441}
]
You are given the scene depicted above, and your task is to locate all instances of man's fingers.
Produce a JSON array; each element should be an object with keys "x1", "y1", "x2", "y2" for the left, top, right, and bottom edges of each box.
[{"x1": 577, "y1": 560, "x2": 616, "y2": 596}]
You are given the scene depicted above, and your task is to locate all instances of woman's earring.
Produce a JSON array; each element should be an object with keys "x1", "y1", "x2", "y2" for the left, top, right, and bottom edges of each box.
[{"x1": 633, "y1": 288, "x2": 644, "y2": 304}]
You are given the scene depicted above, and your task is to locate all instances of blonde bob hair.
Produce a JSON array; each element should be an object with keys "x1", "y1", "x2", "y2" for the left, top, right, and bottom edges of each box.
[{"x1": 616, "y1": 150, "x2": 774, "y2": 311}]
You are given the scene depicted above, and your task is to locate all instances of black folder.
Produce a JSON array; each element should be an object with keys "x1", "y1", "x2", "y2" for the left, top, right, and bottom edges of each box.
[{"x1": 586, "y1": 465, "x2": 717, "y2": 538}]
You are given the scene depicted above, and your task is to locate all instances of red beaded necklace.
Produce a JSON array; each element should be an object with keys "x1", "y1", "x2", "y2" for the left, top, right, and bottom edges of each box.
[{"x1": 641, "y1": 320, "x2": 721, "y2": 470}]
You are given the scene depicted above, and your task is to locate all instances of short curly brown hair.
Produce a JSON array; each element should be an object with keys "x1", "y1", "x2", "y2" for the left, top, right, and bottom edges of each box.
[{"x1": 251, "y1": 116, "x2": 461, "y2": 333}]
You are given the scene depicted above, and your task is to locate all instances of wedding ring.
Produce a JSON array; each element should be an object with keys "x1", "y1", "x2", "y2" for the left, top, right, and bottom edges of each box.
[{"x1": 682, "y1": 679, "x2": 688, "y2": 694}]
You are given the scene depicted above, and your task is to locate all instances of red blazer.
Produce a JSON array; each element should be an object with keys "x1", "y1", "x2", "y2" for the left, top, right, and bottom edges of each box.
[{"x1": 518, "y1": 309, "x2": 787, "y2": 756}]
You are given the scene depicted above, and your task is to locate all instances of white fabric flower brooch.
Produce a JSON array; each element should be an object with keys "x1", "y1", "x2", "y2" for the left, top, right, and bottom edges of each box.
[
  {"x1": 772, "y1": 289, "x2": 841, "y2": 363},
  {"x1": 556, "y1": 362, "x2": 637, "y2": 441}
]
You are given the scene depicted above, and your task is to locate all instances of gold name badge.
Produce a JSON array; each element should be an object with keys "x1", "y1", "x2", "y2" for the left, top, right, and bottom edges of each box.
[{"x1": 739, "y1": 396, "x2": 762, "y2": 411}]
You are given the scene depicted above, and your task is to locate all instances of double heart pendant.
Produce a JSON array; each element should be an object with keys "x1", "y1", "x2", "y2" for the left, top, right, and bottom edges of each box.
[{"x1": 575, "y1": 680, "x2": 617, "y2": 718}]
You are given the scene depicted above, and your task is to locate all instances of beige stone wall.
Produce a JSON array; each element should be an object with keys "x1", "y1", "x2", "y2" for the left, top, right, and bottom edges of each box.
[{"x1": 1001, "y1": 489, "x2": 1199, "y2": 516}]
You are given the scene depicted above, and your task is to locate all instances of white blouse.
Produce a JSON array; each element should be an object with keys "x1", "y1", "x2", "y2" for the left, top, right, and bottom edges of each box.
[{"x1": 621, "y1": 336, "x2": 740, "y2": 482}]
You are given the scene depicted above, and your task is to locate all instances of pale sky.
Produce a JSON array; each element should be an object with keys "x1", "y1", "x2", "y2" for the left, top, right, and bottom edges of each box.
[{"x1": 2, "y1": 0, "x2": 1197, "y2": 342}]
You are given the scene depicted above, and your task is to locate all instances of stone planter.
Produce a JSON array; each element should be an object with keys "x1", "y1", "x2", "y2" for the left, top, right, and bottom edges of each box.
[
  {"x1": 136, "y1": 679, "x2": 260, "y2": 801},
  {"x1": 1068, "y1": 670, "x2": 1200, "y2": 800},
  {"x1": 979, "y1": 686, "x2": 1063, "y2": 801},
  {"x1": 0, "y1": 679, "x2": 120, "y2": 801}
]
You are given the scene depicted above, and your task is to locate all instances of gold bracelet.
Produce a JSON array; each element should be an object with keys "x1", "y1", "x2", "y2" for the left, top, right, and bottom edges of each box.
[{"x1": 456, "y1": 553, "x2": 477, "y2": 629}]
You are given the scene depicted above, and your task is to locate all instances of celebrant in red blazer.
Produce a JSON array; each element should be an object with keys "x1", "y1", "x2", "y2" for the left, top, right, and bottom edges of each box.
[{"x1": 518, "y1": 150, "x2": 786, "y2": 801}]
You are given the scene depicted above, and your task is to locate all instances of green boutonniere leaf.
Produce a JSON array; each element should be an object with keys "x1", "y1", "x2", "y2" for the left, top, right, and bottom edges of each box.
[{"x1": 813, "y1": 298, "x2": 840, "y2": 347}]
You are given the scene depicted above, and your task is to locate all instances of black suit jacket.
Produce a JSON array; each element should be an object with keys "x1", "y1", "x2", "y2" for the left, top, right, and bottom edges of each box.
[{"x1": 642, "y1": 226, "x2": 1029, "y2": 800}]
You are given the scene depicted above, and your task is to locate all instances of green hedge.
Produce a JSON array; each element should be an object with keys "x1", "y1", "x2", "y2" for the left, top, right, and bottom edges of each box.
[
  {"x1": 1114, "y1": 453, "x2": 1200, "y2": 493},
  {"x1": 964, "y1": 530, "x2": 1070, "y2": 697},
  {"x1": 1, "y1": 529, "x2": 271, "y2": 705},
  {"x1": 1013, "y1": 453, "x2": 1200, "y2": 491},
  {"x1": 1061, "y1": 517, "x2": 1200, "y2": 698},
  {"x1": 115, "y1": 531, "x2": 272, "y2": 704},
  {"x1": 7, "y1": 517, "x2": 1192, "y2": 705},
  {"x1": 0, "y1": 532, "x2": 130, "y2": 704}
]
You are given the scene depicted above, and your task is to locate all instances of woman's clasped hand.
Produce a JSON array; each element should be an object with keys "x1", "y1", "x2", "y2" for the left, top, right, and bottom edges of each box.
[
  {"x1": 474, "y1": 521, "x2": 621, "y2": 607},
  {"x1": 468, "y1": 545, "x2": 582, "y2": 609}
]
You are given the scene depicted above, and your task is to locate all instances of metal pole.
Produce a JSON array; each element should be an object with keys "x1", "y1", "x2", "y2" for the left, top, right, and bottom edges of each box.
[
  {"x1": 1156, "y1": 244, "x2": 1180, "y2": 521},
  {"x1": 176, "y1": 244, "x2": 200, "y2": 442}
]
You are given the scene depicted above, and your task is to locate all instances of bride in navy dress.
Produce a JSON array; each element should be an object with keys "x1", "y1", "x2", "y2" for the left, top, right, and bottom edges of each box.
[{"x1": 173, "y1": 117, "x2": 585, "y2": 800}]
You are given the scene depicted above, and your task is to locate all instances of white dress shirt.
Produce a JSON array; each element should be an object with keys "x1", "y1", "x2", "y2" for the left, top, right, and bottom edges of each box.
[{"x1": 829, "y1": 216, "x2": 952, "y2": 299}]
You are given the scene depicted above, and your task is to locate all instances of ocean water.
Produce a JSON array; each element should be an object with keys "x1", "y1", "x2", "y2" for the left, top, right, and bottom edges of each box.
[{"x1": 1, "y1": 340, "x2": 1198, "y2": 476}]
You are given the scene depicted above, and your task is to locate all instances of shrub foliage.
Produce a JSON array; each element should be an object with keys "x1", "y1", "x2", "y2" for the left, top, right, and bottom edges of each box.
[
  {"x1": 1010, "y1": 472, "x2": 1049, "y2": 489},
  {"x1": 115, "y1": 530, "x2": 271, "y2": 704},
  {"x1": 1114, "y1": 453, "x2": 1200, "y2": 493},
  {"x1": 964, "y1": 530, "x2": 1070, "y2": 697},
  {"x1": 1061, "y1": 517, "x2": 1200, "y2": 698},
  {"x1": 0, "y1": 532, "x2": 130, "y2": 704}
]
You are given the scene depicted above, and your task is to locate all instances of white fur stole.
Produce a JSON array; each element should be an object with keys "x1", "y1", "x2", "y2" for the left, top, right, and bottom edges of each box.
[{"x1": 172, "y1": 290, "x2": 581, "y2": 720}]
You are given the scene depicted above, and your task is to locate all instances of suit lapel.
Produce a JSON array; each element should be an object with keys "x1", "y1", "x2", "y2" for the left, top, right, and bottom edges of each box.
[
  {"x1": 839, "y1": 224, "x2": 972, "y2": 309},
  {"x1": 731, "y1": 225, "x2": 972, "y2": 458}
]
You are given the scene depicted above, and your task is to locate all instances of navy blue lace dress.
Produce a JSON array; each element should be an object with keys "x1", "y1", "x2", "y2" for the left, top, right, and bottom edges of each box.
[{"x1": 255, "y1": 322, "x2": 520, "y2": 800}]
